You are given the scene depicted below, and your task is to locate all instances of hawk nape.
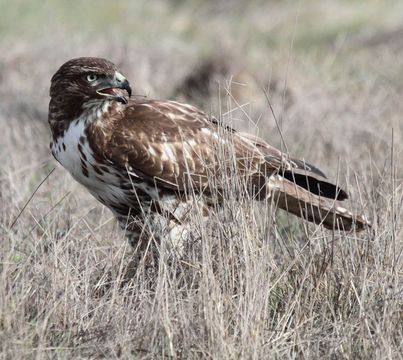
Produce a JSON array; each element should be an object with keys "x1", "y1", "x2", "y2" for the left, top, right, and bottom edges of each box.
[{"x1": 48, "y1": 57, "x2": 370, "y2": 247}]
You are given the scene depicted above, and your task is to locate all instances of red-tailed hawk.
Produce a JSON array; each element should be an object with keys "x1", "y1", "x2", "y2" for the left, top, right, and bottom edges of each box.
[{"x1": 48, "y1": 57, "x2": 369, "y2": 247}]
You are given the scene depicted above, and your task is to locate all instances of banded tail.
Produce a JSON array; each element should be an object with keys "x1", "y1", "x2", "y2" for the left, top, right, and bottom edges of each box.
[{"x1": 268, "y1": 174, "x2": 370, "y2": 231}]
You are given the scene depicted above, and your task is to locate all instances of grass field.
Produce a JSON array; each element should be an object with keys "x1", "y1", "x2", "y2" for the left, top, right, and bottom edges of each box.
[{"x1": 0, "y1": 0, "x2": 402, "y2": 358}]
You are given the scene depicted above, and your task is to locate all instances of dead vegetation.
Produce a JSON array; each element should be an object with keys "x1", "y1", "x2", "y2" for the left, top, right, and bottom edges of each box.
[{"x1": 0, "y1": 0, "x2": 402, "y2": 358}]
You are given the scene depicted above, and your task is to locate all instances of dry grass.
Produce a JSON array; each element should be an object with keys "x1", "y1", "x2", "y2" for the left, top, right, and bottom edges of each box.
[{"x1": 0, "y1": 0, "x2": 402, "y2": 358}]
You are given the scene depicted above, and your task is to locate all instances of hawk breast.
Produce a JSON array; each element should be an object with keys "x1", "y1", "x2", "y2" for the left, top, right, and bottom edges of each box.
[{"x1": 51, "y1": 117, "x2": 132, "y2": 208}]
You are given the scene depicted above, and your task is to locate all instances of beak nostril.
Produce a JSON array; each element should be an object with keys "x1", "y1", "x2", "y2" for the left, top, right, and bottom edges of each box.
[{"x1": 114, "y1": 71, "x2": 126, "y2": 84}]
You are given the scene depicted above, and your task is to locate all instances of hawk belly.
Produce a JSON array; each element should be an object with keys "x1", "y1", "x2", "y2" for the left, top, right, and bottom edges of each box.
[{"x1": 50, "y1": 116, "x2": 192, "y2": 249}]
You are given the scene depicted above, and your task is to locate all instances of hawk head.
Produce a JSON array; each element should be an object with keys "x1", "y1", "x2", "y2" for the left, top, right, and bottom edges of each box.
[{"x1": 49, "y1": 57, "x2": 132, "y2": 124}]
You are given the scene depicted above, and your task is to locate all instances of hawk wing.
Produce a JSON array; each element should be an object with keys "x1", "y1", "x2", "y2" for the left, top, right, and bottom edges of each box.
[
  {"x1": 87, "y1": 99, "x2": 346, "y2": 200},
  {"x1": 87, "y1": 99, "x2": 272, "y2": 196}
]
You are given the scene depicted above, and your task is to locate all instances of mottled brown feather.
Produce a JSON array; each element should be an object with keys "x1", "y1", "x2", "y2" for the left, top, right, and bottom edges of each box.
[{"x1": 86, "y1": 99, "x2": 271, "y2": 196}]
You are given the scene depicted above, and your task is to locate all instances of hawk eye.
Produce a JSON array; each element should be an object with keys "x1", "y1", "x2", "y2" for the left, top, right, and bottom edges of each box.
[{"x1": 86, "y1": 74, "x2": 98, "y2": 82}]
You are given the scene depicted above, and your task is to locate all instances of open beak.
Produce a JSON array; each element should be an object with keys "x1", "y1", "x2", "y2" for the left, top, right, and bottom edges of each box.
[{"x1": 96, "y1": 71, "x2": 132, "y2": 104}]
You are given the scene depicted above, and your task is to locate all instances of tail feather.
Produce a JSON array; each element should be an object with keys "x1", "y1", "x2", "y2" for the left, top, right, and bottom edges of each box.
[
  {"x1": 268, "y1": 175, "x2": 370, "y2": 231},
  {"x1": 282, "y1": 169, "x2": 348, "y2": 201}
]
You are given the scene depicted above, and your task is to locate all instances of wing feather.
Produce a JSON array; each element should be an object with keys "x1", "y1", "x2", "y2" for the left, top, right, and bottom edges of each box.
[
  {"x1": 87, "y1": 100, "x2": 272, "y2": 194},
  {"x1": 87, "y1": 99, "x2": 347, "y2": 201}
]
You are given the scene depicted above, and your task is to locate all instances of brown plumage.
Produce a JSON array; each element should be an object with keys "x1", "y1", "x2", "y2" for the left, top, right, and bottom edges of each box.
[{"x1": 48, "y1": 57, "x2": 370, "y2": 246}]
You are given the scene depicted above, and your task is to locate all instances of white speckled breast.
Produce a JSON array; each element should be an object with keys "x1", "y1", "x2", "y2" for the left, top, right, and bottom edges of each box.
[{"x1": 51, "y1": 115, "x2": 130, "y2": 207}]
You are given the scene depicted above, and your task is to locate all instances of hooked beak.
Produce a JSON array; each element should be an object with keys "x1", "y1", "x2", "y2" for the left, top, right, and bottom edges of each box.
[{"x1": 96, "y1": 71, "x2": 132, "y2": 104}]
